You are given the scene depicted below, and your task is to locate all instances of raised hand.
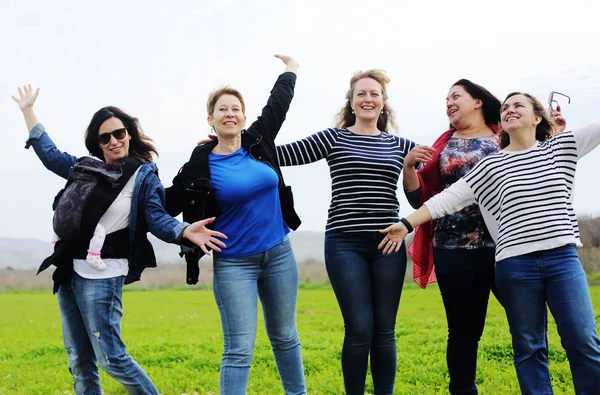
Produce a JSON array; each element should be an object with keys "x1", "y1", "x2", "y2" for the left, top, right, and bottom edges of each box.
[
  {"x1": 551, "y1": 104, "x2": 567, "y2": 133},
  {"x1": 275, "y1": 54, "x2": 299, "y2": 73},
  {"x1": 404, "y1": 145, "x2": 435, "y2": 169},
  {"x1": 12, "y1": 84, "x2": 40, "y2": 112},
  {"x1": 183, "y1": 217, "x2": 228, "y2": 255},
  {"x1": 378, "y1": 222, "x2": 409, "y2": 255}
]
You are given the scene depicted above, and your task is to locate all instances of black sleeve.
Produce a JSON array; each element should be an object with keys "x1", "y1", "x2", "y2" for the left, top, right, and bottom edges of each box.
[
  {"x1": 165, "y1": 146, "x2": 200, "y2": 217},
  {"x1": 246, "y1": 72, "x2": 296, "y2": 142},
  {"x1": 404, "y1": 186, "x2": 422, "y2": 209},
  {"x1": 165, "y1": 175, "x2": 185, "y2": 217}
]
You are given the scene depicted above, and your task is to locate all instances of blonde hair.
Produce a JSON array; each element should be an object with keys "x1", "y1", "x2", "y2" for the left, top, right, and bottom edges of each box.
[
  {"x1": 334, "y1": 69, "x2": 397, "y2": 133},
  {"x1": 206, "y1": 86, "x2": 246, "y2": 115}
]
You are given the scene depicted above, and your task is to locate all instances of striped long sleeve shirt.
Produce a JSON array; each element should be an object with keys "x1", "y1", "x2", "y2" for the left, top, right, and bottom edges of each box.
[
  {"x1": 425, "y1": 122, "x2": 600, "y2": 261},
  {"x1": 276, "y1": 128, "x2": 417, "y2": 232}
]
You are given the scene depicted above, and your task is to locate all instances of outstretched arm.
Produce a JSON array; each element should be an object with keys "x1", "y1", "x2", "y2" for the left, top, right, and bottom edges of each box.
[
  {"x1": 379, "y1": 178, "x2": 475, "y2": 254},
  {"x1": 573, "y1": 121, "x2": 600, "y2": 159},
  {"x1": 276, "y1": 128, "x2": 337, "y2": 167},
  {"x1": 143, "y1": 175, "x2": 227, "y2": 255}
]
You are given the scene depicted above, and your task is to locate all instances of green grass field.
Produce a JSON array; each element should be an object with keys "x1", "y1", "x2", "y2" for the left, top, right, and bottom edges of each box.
[{"x1": 1, "y1": 285, "x2": 599, "y2": 394}]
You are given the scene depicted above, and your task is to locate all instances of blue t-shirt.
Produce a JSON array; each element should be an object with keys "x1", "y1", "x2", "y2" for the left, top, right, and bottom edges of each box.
[{"x1": 209, "y1": 147, "x2": 289, "y2": 258}]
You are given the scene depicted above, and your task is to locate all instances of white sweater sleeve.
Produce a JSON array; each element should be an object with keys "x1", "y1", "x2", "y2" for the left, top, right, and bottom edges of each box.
[
  {"x1": 573, "y1": 121, "x2": 600, "y2": 159},
  {"x1": 424, "y1": 178, "x2": 476, "y2": 220}
]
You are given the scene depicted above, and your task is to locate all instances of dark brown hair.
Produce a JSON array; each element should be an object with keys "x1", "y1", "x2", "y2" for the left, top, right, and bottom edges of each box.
[
  {"x1": 449, "y1": 79, "x2": 501, "y2": 128},
  {"x1": 85, "y1": 106, "x2": 158, "y2": 163},
  {"x1": 500, "y1": 92, "x2": 556, "y2": 149}
]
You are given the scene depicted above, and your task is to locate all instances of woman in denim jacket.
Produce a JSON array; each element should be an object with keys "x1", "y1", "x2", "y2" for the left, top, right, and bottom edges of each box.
[{"x1": 13, "y1": 84, "x2": 225, "y2": 395}]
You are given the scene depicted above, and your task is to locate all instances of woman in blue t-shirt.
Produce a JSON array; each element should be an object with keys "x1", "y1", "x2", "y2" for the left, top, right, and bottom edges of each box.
[{"x1": 166, "y1": 55, "x2": 306, "y2": 395}]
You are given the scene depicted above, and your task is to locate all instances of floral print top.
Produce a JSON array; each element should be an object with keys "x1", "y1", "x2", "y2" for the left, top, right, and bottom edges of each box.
[{"x1": 433, "y1": 134, "x2": 501, "y2": 249}]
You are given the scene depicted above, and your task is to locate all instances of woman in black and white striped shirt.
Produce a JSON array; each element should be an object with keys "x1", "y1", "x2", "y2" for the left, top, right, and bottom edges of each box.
[
  {"x1": 277, "y1": 70, "x2": 424, "y2": 395},
  {"x1": 379, "y1": 92, "x2": 600, "y2": 395}
]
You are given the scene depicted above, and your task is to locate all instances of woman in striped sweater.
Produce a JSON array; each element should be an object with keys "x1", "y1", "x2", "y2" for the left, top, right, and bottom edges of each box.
[
  {"x1": 379, "y1": 92, "x2": 600, "y2": 395},
  {"x1": 276, "y1": 70, "x2": 423, "y2": 395}
]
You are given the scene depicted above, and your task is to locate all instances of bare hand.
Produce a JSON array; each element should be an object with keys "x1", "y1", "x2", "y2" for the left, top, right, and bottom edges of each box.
[
  {"x1": 197, "y1": 134, "x2": 218, "y2": 145},
  {"x1": 552, "y1": 104, "x2": 567, "y2": 133},
  {"x1": 182, "y1": 217, "x2": 228, "y2": 255},
  {"x1": 12, "y1": 84, "x2": 40, "y2": 112},
  {"x1": 378, "y1": 222, "x2": 409, "y2": 255},
  {"x1": 404, "y1": 145, "x2": 435, "y2": 168},
  {"x1": 275, "y1": 54, "x2": 299, "y2": 73}
]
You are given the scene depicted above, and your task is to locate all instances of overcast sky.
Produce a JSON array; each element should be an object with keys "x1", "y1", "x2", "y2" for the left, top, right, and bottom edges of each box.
[{"x1": 3, "y1": 0, "x2": 600, "y2": 241}]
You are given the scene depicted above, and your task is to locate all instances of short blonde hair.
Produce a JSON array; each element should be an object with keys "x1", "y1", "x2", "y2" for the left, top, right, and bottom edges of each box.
[{"x1": 206, "y1": 86, "x2": 246, "y2": 115}]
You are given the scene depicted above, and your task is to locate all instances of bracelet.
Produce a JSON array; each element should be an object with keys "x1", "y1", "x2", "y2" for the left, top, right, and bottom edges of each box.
[{"x1": 399, "y1": 218, "x2": 414, "y2": 233}]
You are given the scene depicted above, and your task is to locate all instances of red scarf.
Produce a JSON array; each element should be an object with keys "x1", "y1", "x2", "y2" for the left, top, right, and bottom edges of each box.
[{"x1": 408, "y1": 124, "x2": 501, "y2": 288}]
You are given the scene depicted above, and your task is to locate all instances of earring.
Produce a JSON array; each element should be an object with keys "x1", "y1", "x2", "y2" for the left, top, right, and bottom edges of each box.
[
  {"x1": 351, "y1": 109, "x2": 355, "y2": 114},
  {"x1": 210, "y1": 127, "x2": 215, "y2": 134},
  {"x1": 381, "y1": 110, "x2": 384, "y2": 114}
]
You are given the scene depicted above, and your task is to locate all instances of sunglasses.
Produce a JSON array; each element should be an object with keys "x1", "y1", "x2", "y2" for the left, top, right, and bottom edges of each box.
[
  {"x1": 98, "y1": 128, "x2": 127, "y2": 145},
  {"x1": 548, "y1": 91, "x2": 571, "y2": 112}
]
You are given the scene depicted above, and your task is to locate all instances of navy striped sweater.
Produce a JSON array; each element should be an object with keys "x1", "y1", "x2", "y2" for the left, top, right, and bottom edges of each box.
[{"x1": 277, "y1": 128, "x2": 416, "y2": 232}]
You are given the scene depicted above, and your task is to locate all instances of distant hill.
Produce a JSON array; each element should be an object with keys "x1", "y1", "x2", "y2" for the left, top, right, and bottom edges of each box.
[
  {"x1": 0, "y1": 238, "x2": 53, "y2": 270},
  {"x1": 0, "y1": 231, "x2": 325, "y2": 270}
]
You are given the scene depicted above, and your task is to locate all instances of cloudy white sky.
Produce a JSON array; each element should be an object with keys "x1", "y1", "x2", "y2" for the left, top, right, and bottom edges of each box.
[{"x1": 3, "y1": 0, "x2": 600, "y2": 241}]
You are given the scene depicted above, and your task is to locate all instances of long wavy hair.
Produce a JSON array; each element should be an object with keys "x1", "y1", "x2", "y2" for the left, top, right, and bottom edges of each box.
[
  {"x1": 449, "y1": 79, "x2": 501, "y2": 128},
  {"x1": 500, "y1": 92, "x2": 556, "y2": 149},
  {"x1": 334, "y1": 69, "x2": 397, "y2": 133},
  {"x1": 84, "y1": 106, "x2": 158, "y2": 163}
]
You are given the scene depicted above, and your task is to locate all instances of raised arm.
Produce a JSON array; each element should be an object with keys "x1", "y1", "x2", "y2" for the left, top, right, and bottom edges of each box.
[
  {"x1": 379, "y1": 178, "x2": 475, "y2": 254},
  {"x1": 246, "y1": 55, "x2": 298, "y2": 142},
  {"x1": 13, "y1": 85, "x2": 77, "y2": 179},
  {"x1": 12, "y1": 84, "x2": 39, "y2": 131}
]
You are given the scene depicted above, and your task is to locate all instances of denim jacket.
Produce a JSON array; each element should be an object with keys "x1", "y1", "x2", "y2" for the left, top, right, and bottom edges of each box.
[{"x1": 26, "y1": 123, "x2": 188, "y2": 284}]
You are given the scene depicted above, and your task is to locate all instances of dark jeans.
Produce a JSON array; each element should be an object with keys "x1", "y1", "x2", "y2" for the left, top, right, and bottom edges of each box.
[
  {"x1": 434, "y1": 247, "x2": 499, "y2": 395},
  {"x1": 324, "y1": 231, "x2": 407, "y2": 395}
]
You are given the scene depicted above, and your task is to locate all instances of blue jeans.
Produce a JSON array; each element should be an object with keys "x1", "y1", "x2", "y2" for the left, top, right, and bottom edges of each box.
[
  {"x1": 434, "y1": 247, "x2": 500, "y2": 395},
  {"x1": 213, "y1": 237, "x2": 306, "y2": 395},
  {"x1": 57, "y1": 273, "x2": 159, "y2": 395},
  {"x1": 496, "y1": 245, "x2": 600, "y2": 395},
  {"x1": 324, "y1": 231, "x2": 407, "y2": 395}
]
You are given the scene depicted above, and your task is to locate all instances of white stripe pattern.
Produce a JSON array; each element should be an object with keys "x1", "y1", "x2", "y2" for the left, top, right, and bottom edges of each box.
[{"x1": 425, "y1": 122, "x2": 600, "y2": 261}]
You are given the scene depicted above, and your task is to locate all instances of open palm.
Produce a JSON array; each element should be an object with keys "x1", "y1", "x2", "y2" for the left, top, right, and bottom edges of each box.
[
  {"x1": 12, "y1": 84, "x2": 40, "y2": 111},
  {"x1": 183, "y1": 217, "x2": 228, "y2": 255}
]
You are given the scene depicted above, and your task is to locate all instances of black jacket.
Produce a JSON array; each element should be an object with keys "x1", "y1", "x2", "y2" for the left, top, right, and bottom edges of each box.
[{"x1": 166, "y1": 72, "x2": 301, "y2": 284}]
